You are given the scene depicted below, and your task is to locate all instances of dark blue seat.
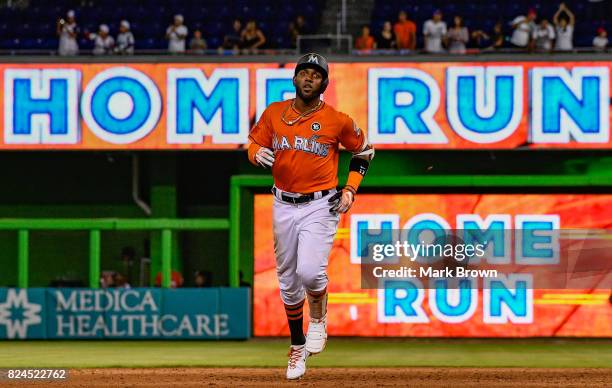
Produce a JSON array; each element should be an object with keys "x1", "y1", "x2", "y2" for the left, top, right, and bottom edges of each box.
[
  {"x1": 208, "y1": 36, "x2": 221, "y2": 48},
  {"x1": 9, "y1": 38, "x2": 21, "y2": 49},
  {"x1": 140, "y1": 38, "x2": 156, "y2": 50},
  {"x1": 22, "y1": 38, "x2": 39, "y2": 49},
  {"x1": 42, "y1": 38, "x2": 58, "y2": 49}
]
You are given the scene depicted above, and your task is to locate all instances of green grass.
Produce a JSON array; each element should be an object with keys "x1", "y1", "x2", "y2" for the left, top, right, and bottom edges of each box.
[{"x1": 0, "y1": 339, "x2": 611, "y2": 368}]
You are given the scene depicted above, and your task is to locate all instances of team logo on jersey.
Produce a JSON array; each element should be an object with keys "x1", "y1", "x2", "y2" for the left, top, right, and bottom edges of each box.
[
  {"x1": 272, "y1": 134, "x2": 329, "y2": 157},
  {"x1": 353, "y1": 121, "x2": 361, "y2": 136},
  {"x1": 311, "y1": 122, "x2": 321, "y2": 131}
]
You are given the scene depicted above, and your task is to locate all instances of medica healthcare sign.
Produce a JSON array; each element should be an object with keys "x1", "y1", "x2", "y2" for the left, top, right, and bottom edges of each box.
[{"x1": 0, "y1": 61, "x2": 609, "y2": 150}]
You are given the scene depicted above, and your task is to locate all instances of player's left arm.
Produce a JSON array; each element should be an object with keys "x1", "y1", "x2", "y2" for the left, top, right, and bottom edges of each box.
[{"x1": 329, "y1": 117, "x2": 375, "y2": 213}]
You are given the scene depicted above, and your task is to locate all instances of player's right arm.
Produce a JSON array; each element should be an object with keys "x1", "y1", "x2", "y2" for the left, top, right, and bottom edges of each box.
[{"x1": 247, "y1": 107, "x2": 275, "y2": 168}]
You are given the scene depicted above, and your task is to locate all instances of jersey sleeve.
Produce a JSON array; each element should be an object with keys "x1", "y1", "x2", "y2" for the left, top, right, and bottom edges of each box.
[
  {"x1": 338, "y1": 115, "x2": 366, "y2": 153},
  {"x1": 248, "y1": 107, "x2": 274, "y2": 148}
]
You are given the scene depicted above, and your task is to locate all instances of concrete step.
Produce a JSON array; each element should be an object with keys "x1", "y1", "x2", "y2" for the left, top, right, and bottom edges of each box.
[{"x1": 317, "y1": 0, "x2": 376, "y2": 35}]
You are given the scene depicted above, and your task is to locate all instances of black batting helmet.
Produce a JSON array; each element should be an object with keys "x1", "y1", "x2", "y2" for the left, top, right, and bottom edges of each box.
[{"x1": 294, "y1": 53, "x2": 329, "y2": 93}]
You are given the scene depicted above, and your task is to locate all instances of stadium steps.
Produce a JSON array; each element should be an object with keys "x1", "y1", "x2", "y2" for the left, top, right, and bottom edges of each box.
[{"x1": 318, "y1": 0, "x2": 376, "y2": 37}]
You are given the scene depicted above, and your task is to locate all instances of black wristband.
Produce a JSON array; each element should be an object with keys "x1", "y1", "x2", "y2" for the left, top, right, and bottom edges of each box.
[{"x1": 349, "y1": 157, "x2": 369, "y2": 176}]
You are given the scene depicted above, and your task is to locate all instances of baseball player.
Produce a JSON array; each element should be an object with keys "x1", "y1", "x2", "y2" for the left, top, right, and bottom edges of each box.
[{"x1": 247, "y1": 53, "x2": 374, "y2": 380}]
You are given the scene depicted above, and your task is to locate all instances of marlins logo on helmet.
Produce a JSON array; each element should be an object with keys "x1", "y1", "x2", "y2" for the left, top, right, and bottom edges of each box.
[{"x1": 294, "y1": 53, "x2": 330, "y2": 93}]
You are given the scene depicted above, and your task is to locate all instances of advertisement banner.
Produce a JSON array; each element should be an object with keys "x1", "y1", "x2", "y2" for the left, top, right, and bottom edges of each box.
[
  {"x1": 0, "y1": 62, "x2": 610, "y2": 150},
  {"x1": 0, "y1": 287, "x2": 250, "y2": 339},
  {"x1": 253, "y1": 194, "x2": 612, "y2": 337}
]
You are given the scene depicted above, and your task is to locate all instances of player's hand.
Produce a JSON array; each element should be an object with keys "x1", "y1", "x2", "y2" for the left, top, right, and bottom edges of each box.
[
  {"x1": 328, "y1": 189, "x2": 354, "y2": 214},
  {"x1": 255, "y1": 147, "x2": 275, "y2": 168}
]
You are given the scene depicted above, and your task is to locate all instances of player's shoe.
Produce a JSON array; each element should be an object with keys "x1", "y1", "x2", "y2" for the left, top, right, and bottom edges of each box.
[
  {"x1": 286, "y1": 344, "x2": 308, "y2": 380},
  {"x1": 305, "y1": 315, "x2": 327, "y2": 354}
]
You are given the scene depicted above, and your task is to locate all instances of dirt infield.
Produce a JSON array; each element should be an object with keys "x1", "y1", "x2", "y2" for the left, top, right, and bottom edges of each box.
[{"x1": 3, "y1": 367, "x2": 611, "y2": 387}]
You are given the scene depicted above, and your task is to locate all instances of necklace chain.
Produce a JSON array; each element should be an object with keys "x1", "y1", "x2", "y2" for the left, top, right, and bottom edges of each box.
[{"x1": 281, "y1": 99, "x2": 322, "y2": 126}]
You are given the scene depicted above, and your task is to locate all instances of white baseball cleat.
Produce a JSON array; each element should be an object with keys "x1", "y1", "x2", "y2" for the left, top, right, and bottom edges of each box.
[
  {"x1": 286, "y1": 344, "x2": 308, "y2": 380},
  {"x1": 305, "y1": 315, "x2": 327, "y2": 354}
]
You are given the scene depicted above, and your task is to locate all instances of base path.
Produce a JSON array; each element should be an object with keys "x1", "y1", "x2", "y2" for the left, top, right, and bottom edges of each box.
[{"x1": 4, "y1": 368, "x2": 611, "y2": 387}]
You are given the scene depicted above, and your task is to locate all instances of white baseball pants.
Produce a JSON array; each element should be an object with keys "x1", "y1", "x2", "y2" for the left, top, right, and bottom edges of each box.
[{"x1": 272, "y1": 188, "x2": 340, "y2": 305}]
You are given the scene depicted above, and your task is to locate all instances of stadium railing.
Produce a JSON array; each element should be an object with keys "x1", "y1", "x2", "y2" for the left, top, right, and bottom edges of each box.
[
  {"x1": 0, "y1": 47, "x2": 609, "y2": 57},
  {"x1": 0, "y1": 218, "x2": 229, "y2": 289}
]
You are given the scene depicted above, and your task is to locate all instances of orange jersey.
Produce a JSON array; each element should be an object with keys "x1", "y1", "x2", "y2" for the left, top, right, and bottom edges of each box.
[
  {"x1": 248, "y1": 99, "x2": 365, "y2": 193},
  {"x1": 394, "y1": 20, "x2": 417, "y2": 49}
]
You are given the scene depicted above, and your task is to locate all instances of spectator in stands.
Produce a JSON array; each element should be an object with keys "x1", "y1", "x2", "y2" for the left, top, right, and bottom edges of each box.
[
  {"x1": 166, "y1": 14, "x2": 188, "y2": 54},
  {"x1": 89, "y1": 24, "x2": 115, "y2": 55},
  {"x1": 393, "y1": 10, "x2": 416, "y2": 51},
  {"x1": 114, "y1": 273, "x2": 131, "y2": 289},
  {"x1": 194, "y1": 270, "x2": 213, "y2": 287},
  {"x1": 57, "y1": 9, "x2": 79, "y2": 56},
  {"x1": 115, "y1": 20, "x2": 135, "y2": 55},
  {"x1": 447, "y1": 15, "x2": 468, "y2": 54},
  {"x1": 221, "y1": 19, "x2": 242, "y2": 53},
  {"x1": 532, "y1": 19, "x2": 555, "y2": 52},
  {"x1": 510, "y1": 9, "x2": 537, "y2": 50},
  {"x1": 100, "y1": 271, "x2": 115, "y2": 288},
  {"x1": 490, "y1": 22, "x2": 506, "y2": 50},
  {"x1": 355, "y1": 25, "x2": 376, "y2": 50},
  {"x1": 241, "y1": 19, "x2": 266, "y2": 54},
  {"x1": 154, "y1": 270, "x2": 184, "y2": 288},
  {"x1": 553, "y1": 3, "x2": 575, "y2": 51},
  {"x1": 289, "y1": 15, "x2": 307, "y2": 48},
  {"x1": 194, "y1": 271, "x2": 206, "y2": 287},
  {"x1": 471, "y1": 29, "x2": 490, "y2": 50},
  {"x1": 423, "y1": 10, "x2": 447, "y2": 53},
  {"x1": 377, "y1": 21, "x2": 395, "y2": 49},
  {"x1": 472, "y1": 22, "x2": 506, "y2": 51},
  {"x1": 593, "y1": 27, "x2": 608, "y2": 51},
  {"x1": 189, "y1": 29, "x2": 207, "y2": 54},
  {"x1": 119, "y1": 246, "x2": 136, "y2": 287}
]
